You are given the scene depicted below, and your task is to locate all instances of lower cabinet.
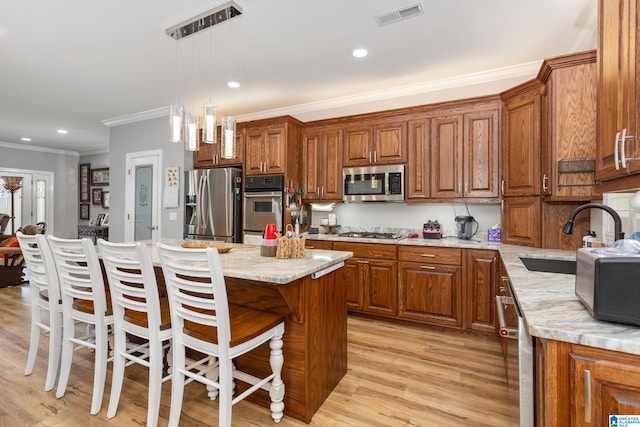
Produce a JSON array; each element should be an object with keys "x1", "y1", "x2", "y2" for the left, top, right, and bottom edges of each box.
[
  {"x1": 464, "y1": 250, "x2": 498, "y2": 333},
  {"x1": 334, "y1": 242, "x2": 397, "y2": 317},
  {"x1": 537, "y1": 338, "x2": 640, "y2": 427},
  {"x1": 398, "y1": 246, "x2": 463, "y2": 328}
]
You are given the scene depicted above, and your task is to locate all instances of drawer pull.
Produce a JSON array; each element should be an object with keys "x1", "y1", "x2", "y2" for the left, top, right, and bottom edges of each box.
[
  {"x1": 357, "y1": 260, "x2": 369, "y2": 265},
  {"x1": 420, "y1": 266, "x2": 436, "y2": 270},
  {"x1": 420, "y1": 254, "x2": 436, "y2": 258}
]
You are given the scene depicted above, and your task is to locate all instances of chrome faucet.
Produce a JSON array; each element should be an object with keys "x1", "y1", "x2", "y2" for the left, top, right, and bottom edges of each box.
[{"x1": 562, "y1": 202, "x2": 625, "y2": 241}]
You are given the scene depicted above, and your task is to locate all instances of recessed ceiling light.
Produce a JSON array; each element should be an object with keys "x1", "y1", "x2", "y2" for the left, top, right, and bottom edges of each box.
[
  {"x1": 352, "y1": 48, "x2": 368, "y2": 58},
  {"x1": 57, "y1": 129, "x2": 68, "y2": 134},
  {"x1": 227, "y1": 81, "x2": 240, "y2": 88},
  {"x1": 21, "y1": 137, "x2": 31, "y2": 142}
]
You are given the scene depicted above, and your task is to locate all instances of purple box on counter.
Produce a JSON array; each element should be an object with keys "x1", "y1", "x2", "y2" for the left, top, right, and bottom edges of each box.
[{"x1": 488, "y1": 228, "x2": 501, "y2": 243}]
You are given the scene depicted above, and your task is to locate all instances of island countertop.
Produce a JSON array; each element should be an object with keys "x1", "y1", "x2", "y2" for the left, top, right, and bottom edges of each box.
[{"x1": 146, "y1": 239, "x2": 353, "y2": 284}]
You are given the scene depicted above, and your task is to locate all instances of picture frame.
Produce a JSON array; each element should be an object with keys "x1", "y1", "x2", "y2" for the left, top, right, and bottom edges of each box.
[
  {"x1": 91, "y1": 167, "x2": 109, "y2": 186},
  {"x1": 89, "y1": 218, "x2": 96, "y2": 226},
  {"x1": 102, "y1": 213, "x2": 109, "y2": 226},
  {"x1": 80, "y1": 203, "x2": 90, "y2": 220},
  {"x1": 97, "y1": 213, "x2": 105, "y2": 225},
  {"x1": 92, "y1": 188, "x2": 103, "y2": 205},
  {"x1": 79, "y1": 163, "x2": 90, "y2": 202},
  {"x1": 102, "y1": 191, "x2": 110, "y2": 208}
]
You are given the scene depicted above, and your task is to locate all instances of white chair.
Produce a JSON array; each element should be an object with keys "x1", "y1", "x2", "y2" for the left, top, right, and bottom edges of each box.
[
  {"x1": 17, "y1": 232, "x2": 63, "y2": 391},
  {"x1": 47, "y1": 235, "x2": 113, "y2": 415},
  {"x1": 157, "y1": 243, "x2": 286, "y2": 427},
  {"x1": 97, "y1": 239, "x2": 172, "y2": 426}
]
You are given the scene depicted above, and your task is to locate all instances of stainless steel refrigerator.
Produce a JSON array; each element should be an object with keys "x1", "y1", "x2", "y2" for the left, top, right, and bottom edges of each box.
[{"x1": 184, "y1": 167, "x2": 242, "y2": 243}]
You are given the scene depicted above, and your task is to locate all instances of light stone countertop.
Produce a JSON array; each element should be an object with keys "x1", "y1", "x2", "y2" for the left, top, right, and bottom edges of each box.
[
  {"x1": 307, "y1": 233, "x2": 640, "y2": 356},
  {"x1": 146, "y1": 239, "x2": 353, "y2": 285}
]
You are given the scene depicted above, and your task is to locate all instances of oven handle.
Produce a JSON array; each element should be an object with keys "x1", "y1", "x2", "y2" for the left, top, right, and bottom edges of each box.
[
  {"x1": 243, "y1": 191, "x2": 283, "y2": 198},
  {"x1": 495, "y1": 295, "x2": 518, "y2": 339}
]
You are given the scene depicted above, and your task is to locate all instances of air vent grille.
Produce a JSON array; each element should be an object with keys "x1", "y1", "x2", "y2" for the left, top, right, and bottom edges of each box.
[{"x1": 375, "y1": 3, "x2": 424, "y2": 26}]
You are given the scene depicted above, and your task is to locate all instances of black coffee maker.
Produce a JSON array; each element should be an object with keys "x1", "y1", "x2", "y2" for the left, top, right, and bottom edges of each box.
[{"x1": 455, "y1": 216, "x2": 478, "y2": 240}]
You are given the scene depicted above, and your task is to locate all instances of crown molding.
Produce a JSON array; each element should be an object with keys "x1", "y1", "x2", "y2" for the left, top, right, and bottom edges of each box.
[
  {"x1": 0, "y1": 140, "x2": 79, "y2": 157},
  {"x1": 102, "y1": 106, "x2": 169, "y2": 127}
]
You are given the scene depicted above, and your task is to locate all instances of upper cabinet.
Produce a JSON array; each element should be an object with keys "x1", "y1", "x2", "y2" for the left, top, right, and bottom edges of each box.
[
  {"x1": 413, "y1": 99, "x2": 500, "y2": 201},
  {"x1": 501, "y1": 81, "x2": 542, "y2": 197},
  {"x1": 244, "y1": 116, "x2": 302, "y2": 178},
  {"x1": 596, "y1": 0, "x2": 640, "y2": 186},
  {"x1": 343, "y1": 119, "x2": 407, "y2": 167},
  {"x1": 539, "y1": 50, "x2": 598, "y2": 201},
  {"x1": 302, "y1": 125, "x2": 343, "y2": 201},
  {"x1": 193, "y1": 125, "x2": 245, "y2": 169}
]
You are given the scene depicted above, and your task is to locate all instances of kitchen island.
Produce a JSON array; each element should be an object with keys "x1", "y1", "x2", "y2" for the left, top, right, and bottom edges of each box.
[{"x1": 146, "y1": 240, "x2": 353, "y2": 423}]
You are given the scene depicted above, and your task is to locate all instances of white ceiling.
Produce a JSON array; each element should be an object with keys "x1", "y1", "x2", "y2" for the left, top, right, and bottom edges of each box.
[{"x1": 0, "y1": 0, "x2": 597, "y2": 156}]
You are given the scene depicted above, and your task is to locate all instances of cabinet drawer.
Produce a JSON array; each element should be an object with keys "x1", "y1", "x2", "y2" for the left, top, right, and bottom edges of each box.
[
  {"x1": 398, "y1": 246, "x2": 461, "y2": 265},
  {"x1": 333, "y1": 242, "x2": 397, "y2": 259},
  {"x1": 305, "y1": 240, "x2": 333, "y2": 250}
]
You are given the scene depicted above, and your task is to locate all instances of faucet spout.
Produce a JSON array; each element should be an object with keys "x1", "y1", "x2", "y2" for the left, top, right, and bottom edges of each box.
[{"x1": 562, "y1": 202, "x2": 625, "y2": 241}]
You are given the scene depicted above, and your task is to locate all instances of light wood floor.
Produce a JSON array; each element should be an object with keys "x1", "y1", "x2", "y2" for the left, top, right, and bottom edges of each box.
[{"x1": 0, "y1": 284, "x2": 518, "y2": 426}]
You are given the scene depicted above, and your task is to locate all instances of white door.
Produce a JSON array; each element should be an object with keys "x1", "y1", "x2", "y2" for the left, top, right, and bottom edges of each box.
[
  {"x1": 125, "y1": 150, "x2": 162, "y2": 242},
  {"x1": 0, "y1": 169, "x2": 53, "y2": 235}
]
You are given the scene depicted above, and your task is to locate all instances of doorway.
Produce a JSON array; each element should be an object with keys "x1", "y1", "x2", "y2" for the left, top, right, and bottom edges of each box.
[
  {"x1": 125, "y1": 150, "x2": 162, "y2": 242},
  {"x1": 0, "y1": 169, "x2": 54, "y2": 235}
]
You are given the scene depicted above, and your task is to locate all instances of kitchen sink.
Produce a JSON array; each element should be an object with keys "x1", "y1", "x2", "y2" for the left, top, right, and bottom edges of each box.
[{"x1": 519, "y1": 256, "x2": 576, "y2": 275}]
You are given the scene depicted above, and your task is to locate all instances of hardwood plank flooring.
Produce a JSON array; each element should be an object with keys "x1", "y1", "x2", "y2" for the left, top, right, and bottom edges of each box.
[{"x1": 0, "y1": 284, "x2": 518, "y2": 426}]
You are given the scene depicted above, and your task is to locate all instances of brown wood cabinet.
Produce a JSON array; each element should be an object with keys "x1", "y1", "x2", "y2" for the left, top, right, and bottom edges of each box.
[
  {"x1": 536, "y1": 338, "x2": 640, "y2": 427},
  {"x1": 596, "y1": 0, "x2": 640, "y2": 185},
  {"x1": 343, "y1": 119, "x2": 407, "y2": 167},
  {"x1": 501, "y1": 81, "x2": 542, "y2": 197},
  {"x1": 302, "y1": 126, "x2": 343, "y2": 201},
  {"x1": 539, "y1": 50, "x2": 598, "y2": 201},
  {"x1": 397, "y1": 246, "x2": 463, "y2": 328},
  {"x1": 430, "y1": 113, "x2": 464, "y2": 198},
  {"x1": 333, "y1": 242, "x2": 397, "y2": 317},
  {"x1": 501, "y1": 196, "x2": 541, "y2": 247},
  {"x1": 463, "y1": 249, "x2": 498, "y2": 333},
  {"x1": 193, "y1": 126, "x2": 245, "y2": 168},
  {"x1": 304, "y1": 240, "x2": 333, "y2": 250},
  {"x1": 407, "y1": 118, "x2": 430, "y2": 200},
  {"x1": 244, "y1": 117, "x2": 302, "y2": 177}
]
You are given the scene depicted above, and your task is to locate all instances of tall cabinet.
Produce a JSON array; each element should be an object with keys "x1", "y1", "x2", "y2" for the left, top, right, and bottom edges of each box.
[
  {"x1": 596, "y1": 0, "x2": 640, "y2": 190},
  {"x1": 302, "y1": 125, "x2": 343, "y2": 202}
]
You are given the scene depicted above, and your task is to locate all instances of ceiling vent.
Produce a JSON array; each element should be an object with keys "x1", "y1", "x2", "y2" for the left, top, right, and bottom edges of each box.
[
  {"x1": 165, "y1": 1, "x2": 243, "y2": 40},
  {"x1": 375, "y1": 3, "x2": 424, "y2": 26}
]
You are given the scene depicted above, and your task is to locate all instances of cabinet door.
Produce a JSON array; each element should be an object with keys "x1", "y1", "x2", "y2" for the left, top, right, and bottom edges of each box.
[
  {"x1": 264, "y1": 127, "x2": 286, "y2": 174},
  {"x1": 363, "y1": 259, "x2": 397, "y2": 317},
  {"x1": 343, "y1": 125, "x2": 372, "y2": 166},
  {"x1": 322, "y1": 128, "x2": 343, "y2": 200},
  {"x1": 245, "y1": 129, "x2": 265, "y2": 175},
  {"x1": 597, "y1": 0, "x2": 639, "y2": 181},
  {"x1": 502, "y1": 89, "x2": 541, "y2": 196},
  {"x1": 464, "y1": 109, "x2": 499, "y2": 198},
  {"x1": 341, "y1": 258, "x2": 362, "y2": 311},
  {"x1": 430, "y1": 114, "x2": 463, "y2": 198},
  {"x1": 464, "y1": 250, "x2": 497, "y2": 333},
  {"x1": 570, "y1": 352, "x2": 640, "y2": 427},
  {"x1": 501, "y1": 196, "x2": 541, "y2": 247},
  {"x1": 194, "y1": 140, "x2": 215, "y2": 169},
  {"x1": 407, "y1": 118, "x2": 430, "y2": 200},
  {"x1": 398, "y1": 261, "x2": 462, "y2": 328},
  {"x1": 217, "y1": 126, "x2": 245, "y2": 166},
  {"x1": 373, "y1": 120, "x2": 407, "y2": 164},
  {"x1": 302, "y1": 130, "x2": 322, "y2": 199}
]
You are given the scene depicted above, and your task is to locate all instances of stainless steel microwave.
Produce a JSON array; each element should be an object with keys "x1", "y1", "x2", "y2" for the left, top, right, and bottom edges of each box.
[{"x1": 342, "y1": 164, "x2": 405, "y2": 202}]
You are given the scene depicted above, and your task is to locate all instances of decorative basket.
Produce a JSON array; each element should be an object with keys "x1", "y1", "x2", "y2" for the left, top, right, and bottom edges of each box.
[{"x1": 276, "y1": 224, "x2": 306, "y2": 259}]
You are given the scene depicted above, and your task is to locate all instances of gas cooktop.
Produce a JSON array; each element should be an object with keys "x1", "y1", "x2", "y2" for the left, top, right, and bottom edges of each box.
[{"x1": 338, "y1": 231, "x2": 402, "y2": 240}]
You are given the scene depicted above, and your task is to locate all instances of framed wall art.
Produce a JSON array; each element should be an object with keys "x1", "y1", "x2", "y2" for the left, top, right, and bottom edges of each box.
[
  {"x1": 80, "y1": 203, "x2": 90, "y2": 220},
  {"x1": 79, "y1": 163, "x2": 90, "y2": 202},
  {"x1": 92, "y1": 188, "x2": 103, "y2": 205},
  {"x1": 102, "y1": 191, "x2": 110, "y2": 208},
  {"x1": 91, "y1": 167, "x2": 109, "y2": 186}
]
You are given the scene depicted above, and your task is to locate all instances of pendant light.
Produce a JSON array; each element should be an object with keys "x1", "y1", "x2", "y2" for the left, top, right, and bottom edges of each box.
[
  {"x1": 169, "y1": 104, "x2": 184, "y2": 143},
  {"x1": 203, "y1": 104, "x2": 217, "y2": 143},
  {"x1": 185, "y1": 111, "x2": 199, "y2": 151},
  {"x1": 221, "y1": 116, "x2": 236, "y2": 159}
]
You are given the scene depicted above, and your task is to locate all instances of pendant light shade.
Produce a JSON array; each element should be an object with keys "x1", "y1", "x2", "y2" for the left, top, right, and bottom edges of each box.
[
  {"x1": 221, "y1": 116, "x2": 236, "y2": 159},
  {"x1": 185, "y1": 111, "x2": 200, "y2": 151},
  {"x1": 169, "y1": 104, "x2": 184, "y2": 143},
  {"x1": 203, "y1": 104, "x2": 217, "y2": 143}
]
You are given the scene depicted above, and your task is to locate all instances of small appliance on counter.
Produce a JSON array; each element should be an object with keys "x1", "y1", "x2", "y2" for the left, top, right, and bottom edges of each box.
[
  {"x1": 455, "y1": 216, "x2": 478, "y2": 240},
  {"x1": 423, "y1": 220, "x2": 442, "y2": 239},
  {"x1": 576, "y1": 246, "x2": 640, "y2": 326}
]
